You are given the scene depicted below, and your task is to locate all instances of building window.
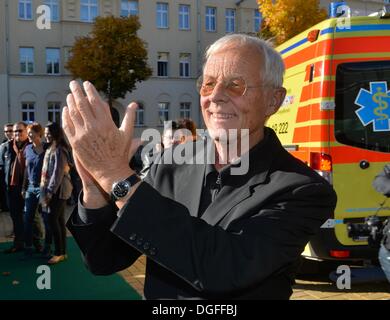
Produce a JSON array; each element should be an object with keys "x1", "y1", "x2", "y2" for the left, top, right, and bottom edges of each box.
[
  {"x1": 135, "y1": 103, "x2": 144, "y2": 126},
  {"x1": 179, "y1": 53, "x2": 190, "y2": 78},
  {"x1": 205, "y1": 7, "x2": 216, "y2": 32},
  {"x1": 254, "y1": 9, "x2": 262, "y2": 32},
  {"x1": 225, "y1": 9, "x2": 235, "y2": 33},
  {"x1": 22, "y1": 102, "x2": 35, "y2": 123},
  {"x1": 46, "y1": 48, "x2": 60, "y2": 75},
  {"x1": 81, "y1": 0, "x2": 98, "y2": 22},
  {"x1": 156, "y1": 2, "x2": 169, "y2": 28},
  {"x1": 180, "y1": 102, "x2": 191, "y2": 119},
  {"x1": 48, "y1": 102, "x2": 61, "y2": 123},
  {"x1": 158, "y1": 102, "x2": 170, "y2": 125},
  {"x1": 44, "y1": 0, "x2": 60, "y2": 22},
  {"x1": 121, "y1": 0, "x2": 138, "y2": 17},
  {"x1": 19, "y1": 0, "x2": 32, "y2": 20},
  {"x1": 20, "y1": 47, "x2": 34, "y2": 74},
  {"x1": 157, "y1": 52, "x2": 168, "y2": 77},
  {"x1": 179, "y1": 4, "x2": 190, "y2": 30}
]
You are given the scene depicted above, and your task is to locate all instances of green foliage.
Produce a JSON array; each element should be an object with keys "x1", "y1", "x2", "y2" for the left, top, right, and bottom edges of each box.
[{"x1": 66, "y1": 16, "x2": 152, "y2": 106}]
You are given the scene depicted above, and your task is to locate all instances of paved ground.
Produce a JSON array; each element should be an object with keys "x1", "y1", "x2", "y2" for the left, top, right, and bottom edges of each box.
[{"x1": 1, "y1": 208, "x2": 390, "y2": 300}]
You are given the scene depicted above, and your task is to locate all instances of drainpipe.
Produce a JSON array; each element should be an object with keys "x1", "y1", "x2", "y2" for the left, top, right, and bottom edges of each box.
[
  {"x1": 5, "y1": 0, "x2": 11, "y2": 122},
  {"x1": 196, "y1": 0, "x2": 202, "y2": 127}
]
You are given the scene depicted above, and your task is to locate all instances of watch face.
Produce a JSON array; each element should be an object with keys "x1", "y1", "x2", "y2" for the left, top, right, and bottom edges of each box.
[{"x1": 113, "y1": 180, "x2": 131, "y2": 198}]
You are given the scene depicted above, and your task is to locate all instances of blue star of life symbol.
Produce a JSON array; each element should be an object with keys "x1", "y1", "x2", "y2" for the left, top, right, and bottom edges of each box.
[{"x1": 355, "y1": 81, "x2": 390, "y2": 132}]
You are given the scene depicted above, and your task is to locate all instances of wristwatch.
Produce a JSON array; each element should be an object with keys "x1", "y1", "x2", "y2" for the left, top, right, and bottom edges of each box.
[{"x1": 111, "y1": 174, "x2": 141, "y2": 202}]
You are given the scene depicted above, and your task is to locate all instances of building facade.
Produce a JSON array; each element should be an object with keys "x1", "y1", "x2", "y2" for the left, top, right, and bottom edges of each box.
[
  {"x1": 0, "y1": 0, "x2": 388, "y2": 136},
  {"x1": 0, "y1": 0, "x2": 261, "y2": 136}
]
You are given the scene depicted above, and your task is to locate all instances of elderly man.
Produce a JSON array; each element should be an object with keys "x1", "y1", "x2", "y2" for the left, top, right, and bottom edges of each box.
[{"x1": 65, "y1": 34, "x2": 337, "y2": 299}]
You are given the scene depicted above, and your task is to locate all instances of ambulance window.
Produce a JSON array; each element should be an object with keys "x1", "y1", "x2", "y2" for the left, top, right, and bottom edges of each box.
[{"x1": 335, "y1": 61, "x2": 390, "y2": 153}]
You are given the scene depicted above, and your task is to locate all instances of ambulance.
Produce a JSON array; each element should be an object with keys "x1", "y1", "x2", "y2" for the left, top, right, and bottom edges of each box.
[{"x1": 267, "y1": 7, "x2": 390, "y2": 261}]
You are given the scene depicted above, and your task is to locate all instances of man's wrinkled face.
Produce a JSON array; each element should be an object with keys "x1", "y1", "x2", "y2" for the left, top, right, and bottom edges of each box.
[
  {"x1": 200, "y1": 46, "x2": 280, "y2": 144},
  {"x1": 13, "y1": 124, "x2": 27, "y2": 143}
]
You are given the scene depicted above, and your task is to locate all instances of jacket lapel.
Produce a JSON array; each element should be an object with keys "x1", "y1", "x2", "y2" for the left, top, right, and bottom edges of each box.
[
  {"x1": 175, "y1": 163, "x2": 205, "y2": 217},
  {"x1": 199, "y1": 128, "x2": 278, "y2": 226},
  {"x1": 173, "y1": 140, "x2": 209, "y2": 217},
  {"x1": 200, "y1": 170, "x2": 269, "y2": 226}
]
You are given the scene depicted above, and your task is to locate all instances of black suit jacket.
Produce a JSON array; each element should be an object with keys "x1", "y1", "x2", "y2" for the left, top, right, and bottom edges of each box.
[{"x1": 67, "y1": 128, "x2": 337, "y2": 300}]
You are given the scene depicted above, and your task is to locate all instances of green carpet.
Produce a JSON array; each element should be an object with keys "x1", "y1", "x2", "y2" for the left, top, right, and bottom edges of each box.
[{"x1": 0, "y1": 238, "x2": 141, "y2": 300}]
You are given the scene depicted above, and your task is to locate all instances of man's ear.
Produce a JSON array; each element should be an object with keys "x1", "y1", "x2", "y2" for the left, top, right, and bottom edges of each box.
[{"x1": 265, "y1": 87, "x2": 287, "y2": 117}]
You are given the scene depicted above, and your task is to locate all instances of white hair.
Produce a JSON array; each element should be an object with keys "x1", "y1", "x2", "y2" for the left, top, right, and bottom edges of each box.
[{"x1": 204, "y1": 34, "x2": 285, "y2": 88}]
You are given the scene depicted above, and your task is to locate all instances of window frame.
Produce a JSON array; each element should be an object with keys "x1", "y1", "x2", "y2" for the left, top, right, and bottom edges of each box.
[
  {"x1": 178, "y1": 4, "x2": 190, "y2": 30},
  {"x1": 179, "y1": 102, "x2": 191, "y2": 119},
  {"x1": 18, "y1": 0, "x2": 33, "y2": 20},
  {"x1": 225, "y1": 8, "x2": 236, "y2": 33},
  {"x1": 158, "y1": 102, "x2": 170, "y2": 125},
  {"x1": 120, "y1": 0, "x2": 138, "y2": 17},
  {"x1": 205, "y1": 7, "x2": 216, "y2": 32},
  {"x1": 135, "y1": 103, "x2": 145, "y2": 127},
  {"x1": 179, "y1": 53, "x2": 190, "y2": 78},
  {"x1": 156, "y1": 2, "x2": 169, "y2": 29},
  {"x1": 80, "y1": 0, "x2": 99, "y2": 23},
  {"x1": 20, "y1": 47, "x2": 34, "y2": 75},
  {"x1": 254, "y1": 9, "x2": 262, "y2": 33},
  {"x1": 21, "y1": 102, "x2": 35, "y2": 123},
  {"x1": 157, "y1": 53, "x2": 169, "y2": 77},
  {"x1": 48, "y1": 101, "x2": 62, "y2": 124},
  {"x1": 46, "y1": 48, "x2": 61, "y2": 75},
  {"x1": 44, "y1": 0, "x2": 60, "y2": 22}
]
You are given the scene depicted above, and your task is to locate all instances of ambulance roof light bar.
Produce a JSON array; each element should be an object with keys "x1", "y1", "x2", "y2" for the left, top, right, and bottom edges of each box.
[
  {"x1": 380, "y1": 5, "x2": 390, "y2": 19},
  {"x1": 371, "y1": 5, "x2": 390, "y2": 18}
]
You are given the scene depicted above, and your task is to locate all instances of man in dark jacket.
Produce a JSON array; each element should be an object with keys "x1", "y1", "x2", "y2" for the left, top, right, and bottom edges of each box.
[
  {"x1": 1, "y1": 122, "x2": 42, "y2": 253},
  {"x1": 63, "y1": 34, "x2": 337, "y2": 299},
  {"x1": 1, "y1": 122, "x2": 29, "y2": 252},
  {"x1": 0, "y1": 123, "x2": 13, "y2": 212}
]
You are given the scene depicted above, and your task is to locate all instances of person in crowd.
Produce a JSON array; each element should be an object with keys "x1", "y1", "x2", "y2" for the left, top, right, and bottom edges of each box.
[
  {"x1": 372, "y1": 163, "x2": 390, "y2": 283},
  {"x1": 161, "y1": 120, "x2": 181, "y2": 150},
  {"x1": 40, "y1": 122, "x2": 72, "y2": 264},
  {"x1": 21, "y1": 123, "x2": 47, "y2": 259},
  {"x1": 0, "y1": 123, "x2": 14, "y2": 212},
  {"x1": 1, "y1": 122, "x2": 30, "y2": 253},
  {"x1": 2, "y1": 124, "x2": 14, "y2": 143},
  {"x1": 63, "y1": 34, "x2": 337, "y2": 299},
  {"x1": 176, "y1": 118, "x2": 198, "y2": 144}
]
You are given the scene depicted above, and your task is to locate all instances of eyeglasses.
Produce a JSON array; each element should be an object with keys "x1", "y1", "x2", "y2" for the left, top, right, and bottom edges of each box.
[
  {"x1": 196, "y1": 75, "x2": 270, "y2": 98},
  {"x1": 13, "y1": 129, "x2": 24, "y2": 133}
]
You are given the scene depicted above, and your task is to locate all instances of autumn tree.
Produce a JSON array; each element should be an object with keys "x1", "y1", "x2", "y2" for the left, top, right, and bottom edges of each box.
[
  {"x1": 258, "y1": 0, "x2": 327, "y2": 45},
  {"x1": 66, "y1": 16, "x2": 152, "y2": 125}
]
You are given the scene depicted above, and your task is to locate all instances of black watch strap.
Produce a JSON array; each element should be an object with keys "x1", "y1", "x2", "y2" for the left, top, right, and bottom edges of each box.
[{"x1": 111, "y1": 173, "x2": 141, "y2": 203}]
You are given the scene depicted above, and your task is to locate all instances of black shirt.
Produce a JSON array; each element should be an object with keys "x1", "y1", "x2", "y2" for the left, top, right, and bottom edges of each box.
[{"x1": 197, "y1": 160, "x2": 241, "y2": 218}]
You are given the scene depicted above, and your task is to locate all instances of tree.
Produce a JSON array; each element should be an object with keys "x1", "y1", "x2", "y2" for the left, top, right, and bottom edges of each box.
[
  {"x1": 66, "y1": 16, "x2": 152, "y2": 125},
  {"x1": 257, "y1": 0, "x2": 327, "y2": 45}
]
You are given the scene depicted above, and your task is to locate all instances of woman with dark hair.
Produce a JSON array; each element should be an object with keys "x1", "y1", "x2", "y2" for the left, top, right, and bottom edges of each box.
[{"x1": 40, "y1": 122, "x2": 72, "y2": 264}]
